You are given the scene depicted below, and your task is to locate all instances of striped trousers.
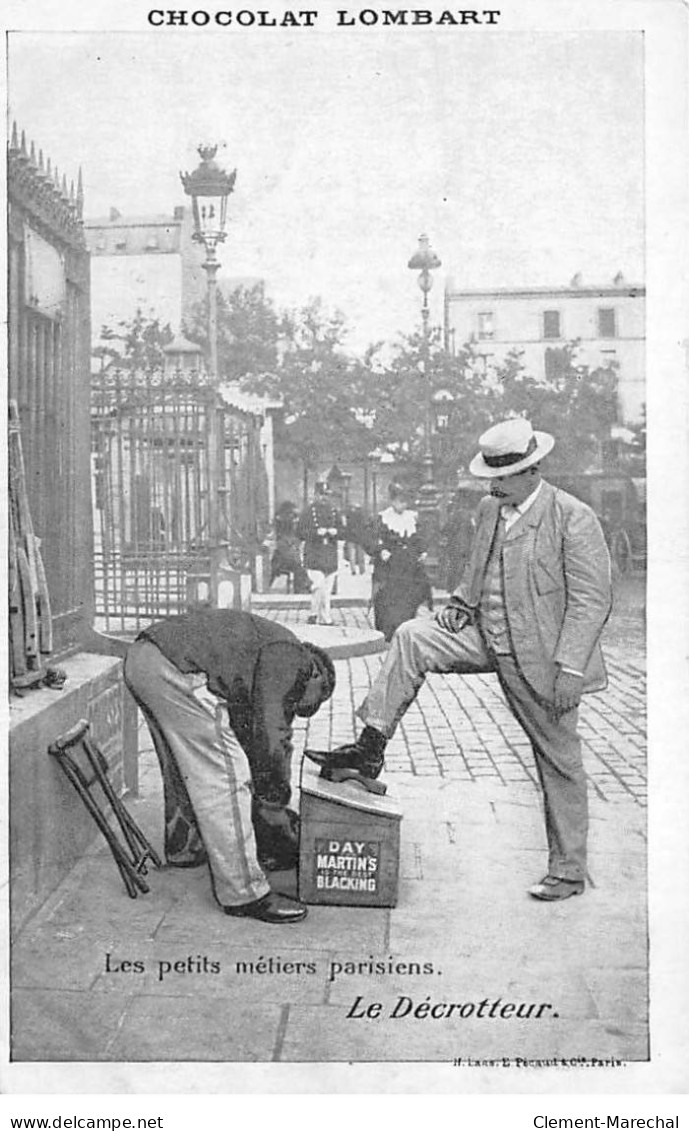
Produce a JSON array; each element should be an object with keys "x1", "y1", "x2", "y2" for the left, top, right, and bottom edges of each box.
[{"x1": 124, "y1": 640, "x2": 270, "y2": 908}]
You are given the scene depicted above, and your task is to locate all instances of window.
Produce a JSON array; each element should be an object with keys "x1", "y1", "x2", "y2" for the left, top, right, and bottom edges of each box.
[
  {"x1": 544, "y1": 347, "x2": 568, "y2": 381},
  {"x1": 543, "y1": 310, "x2": 561, "y2": 339},
  {"x1": 477, "y1": 311, "x2": 494, "y2": 340},
  {"x1": 598, "y1": 308, "x2": 617, "y2": 338}
]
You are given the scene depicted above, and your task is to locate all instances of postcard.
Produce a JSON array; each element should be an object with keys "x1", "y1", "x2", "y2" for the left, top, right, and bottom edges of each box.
[{"x1": 2, "y1": 0, "x2": 688, "y2": 1103}]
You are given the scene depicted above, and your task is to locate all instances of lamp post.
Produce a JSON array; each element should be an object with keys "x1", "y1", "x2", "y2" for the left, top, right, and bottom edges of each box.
[
  {"x1": 181, "y1": 144, "x2": 236, "y2": 384},
  {"x1": 181, "y1": 144, "x2": 237, "y2": 603},
  {"x1": 432, "y1": 387, "x2": 455, "y2": 486},
  {"x1": 368, "y1": 449, "x2": 383, "y2": 516},
  {"x1": 340, "y1": 470, "x2": 352, "y2": 513},
  {"x1": 407, "y1": 233, "x2": 442, "y2": 579}
]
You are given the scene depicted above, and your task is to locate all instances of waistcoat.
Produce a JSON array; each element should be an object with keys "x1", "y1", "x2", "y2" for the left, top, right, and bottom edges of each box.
[{"x1": 479, "y1": 516, "x2": 511, "y2": 654}]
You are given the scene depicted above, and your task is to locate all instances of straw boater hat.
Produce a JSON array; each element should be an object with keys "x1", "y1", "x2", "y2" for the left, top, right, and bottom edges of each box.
[{"x1": 469, "y1": 418, "x2": 555, "y2": 479}]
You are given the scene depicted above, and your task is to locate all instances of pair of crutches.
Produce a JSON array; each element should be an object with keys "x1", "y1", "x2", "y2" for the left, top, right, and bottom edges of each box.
[{"x1": 49, "y1": 719, "x2": 162, "y2": 899}]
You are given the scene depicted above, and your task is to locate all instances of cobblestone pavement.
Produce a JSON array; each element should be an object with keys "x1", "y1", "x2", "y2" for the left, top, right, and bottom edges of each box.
[{"x1": 263, "y1": 576, "x2": 647, "y2": 808}]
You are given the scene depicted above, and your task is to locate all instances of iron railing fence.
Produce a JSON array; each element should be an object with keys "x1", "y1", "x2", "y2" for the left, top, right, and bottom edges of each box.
[
  {"x1": 92, "y1": 364, "x2": 270, "y2": 634},
  {"x1": 8, "y1": 128, "x2": 92, "y2": 658}
]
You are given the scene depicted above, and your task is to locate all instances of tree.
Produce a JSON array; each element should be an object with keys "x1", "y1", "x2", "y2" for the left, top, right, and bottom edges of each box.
[
  {"x1": 364, "y1": 329, "x2": 503, "y2": 485},
  {"x1": 185, "y1": 289, "x2": 375, "y2": 487},
  {"x1": 243, "y1": 298, "x2": 374, "y2": 485},
  {"x1": 92, "y1": 309, "x2": 174, "y2": 372},
  {"x1": 494, "y1": 342, "x2": 620, "y2": 474},
  {"x1": 183, "y1": 282, "x2": 282, "y2": 379},
  {"x1": 92, "y1": 303, "x2": 623, "y2": 490},
  {"x1": 364, "y1": 333, "x2": 621, "y2": 485}
]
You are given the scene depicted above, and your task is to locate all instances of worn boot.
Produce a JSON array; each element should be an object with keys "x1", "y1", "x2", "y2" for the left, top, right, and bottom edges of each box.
[{"x1": 305, "y1": 726, "x2": 387, "y2": 780}]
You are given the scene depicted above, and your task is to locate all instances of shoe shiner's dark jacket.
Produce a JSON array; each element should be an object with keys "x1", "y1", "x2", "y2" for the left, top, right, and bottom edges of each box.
[{"x1": 138, "y1": 608, "x2": 334, "y2": 808}]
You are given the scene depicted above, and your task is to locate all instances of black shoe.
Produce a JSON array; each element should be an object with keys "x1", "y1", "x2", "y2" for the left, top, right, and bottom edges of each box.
[
  {"x1": 529, "y1": 875, "x2": 585, "y2": 901},
  {"x1": 307, "y1": 615, "x2": 317, "y2": 624},
  {"x1": 320, "y1": 765, "x2": 387, "y2": 796},
  {"x1": 224, "y1": 892, "x2": 308, "y2": 923},
  {"x1": 305, "y1": 726, "x2": 386, "y2": 780}
]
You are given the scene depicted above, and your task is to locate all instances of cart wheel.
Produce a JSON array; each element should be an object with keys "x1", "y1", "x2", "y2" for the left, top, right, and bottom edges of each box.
[{"x1": 613, "y1": 529, "x2": 633, "y2": 574}]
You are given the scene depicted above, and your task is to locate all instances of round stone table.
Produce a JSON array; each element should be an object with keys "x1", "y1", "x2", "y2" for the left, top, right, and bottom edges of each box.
[{"x1": 288, "y1": 623, "x2": 386, "y2": 660}]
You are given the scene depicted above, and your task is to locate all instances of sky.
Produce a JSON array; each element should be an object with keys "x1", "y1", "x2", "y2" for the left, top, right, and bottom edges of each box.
[{"x1": 7, "y1": 29, "x2": 644, "y2": 353}]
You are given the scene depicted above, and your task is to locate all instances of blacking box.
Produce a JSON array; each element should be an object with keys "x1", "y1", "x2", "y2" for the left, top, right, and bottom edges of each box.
[{"x1": 298, "y1": 756, "x2": 403, "y2": 908}]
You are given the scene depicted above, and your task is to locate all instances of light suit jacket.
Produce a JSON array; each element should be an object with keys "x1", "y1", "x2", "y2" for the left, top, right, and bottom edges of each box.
[{"x1": 452, "y1": 480, "x2": 612, "y2": 702}]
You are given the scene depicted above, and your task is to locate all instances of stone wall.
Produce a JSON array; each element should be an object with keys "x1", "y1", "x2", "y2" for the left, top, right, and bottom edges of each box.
[{"x1": 9, "y1": 653, "x2": 139, "y2": 934}]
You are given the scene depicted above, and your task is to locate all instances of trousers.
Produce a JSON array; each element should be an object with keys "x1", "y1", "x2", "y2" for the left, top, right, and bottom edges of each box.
[
  {"x1": 358, "y1": 617, "x2": 588, "y2": 881},
  {"x1": 123, "y1": 640, "x2": 270, "y2": 908},
  {"x1": 306, "y1": 569, "x2": 337, "y2": 624}
]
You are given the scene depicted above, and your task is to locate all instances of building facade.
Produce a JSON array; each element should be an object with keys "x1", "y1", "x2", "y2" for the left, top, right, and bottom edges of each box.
[
  {"x1": 444, "y1": 274, "x2": 645, "y2": 424},
  {"x1": 85, "y1": 206, "x2": 260, "y2": 343},
  {"x1": 85, "y1": 205, "x2": 198, "y2": 338}
]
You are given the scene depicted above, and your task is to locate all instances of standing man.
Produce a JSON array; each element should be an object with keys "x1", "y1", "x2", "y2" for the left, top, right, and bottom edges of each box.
[
  {"x1": 124, "y1": 608, "x2": 335, "y2": 922},
  {"x1": 309, "y1": 419, "x2": 612, "y2": 901},
  {"x1": 298, "y1": 479, "x2": 344, "y2": 626}
]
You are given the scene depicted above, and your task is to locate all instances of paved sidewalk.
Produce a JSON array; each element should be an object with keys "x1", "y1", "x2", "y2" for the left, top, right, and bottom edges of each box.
[{"x1": 10, "y1": 580, "x2": 647, "y2": 1066}]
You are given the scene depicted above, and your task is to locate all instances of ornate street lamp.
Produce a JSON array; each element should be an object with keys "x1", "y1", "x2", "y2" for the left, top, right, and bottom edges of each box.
[
  {"x1": 408, "y1": 233, "x2": 442, "y2": 578},
  {"x1": 432, "y1": 387, "x2": 454, "y2": 434},
  {"x1": 180, "y1": 144, "x2": 236, "y2": 384},
  {"x1": 180, "y1": 144, "x2": 237, "y2": 604}
]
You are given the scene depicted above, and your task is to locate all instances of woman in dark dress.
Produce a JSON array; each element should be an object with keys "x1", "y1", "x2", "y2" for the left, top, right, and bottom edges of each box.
[{"x1": 365, "y1": 482, "x2": 433, "y2": 642}]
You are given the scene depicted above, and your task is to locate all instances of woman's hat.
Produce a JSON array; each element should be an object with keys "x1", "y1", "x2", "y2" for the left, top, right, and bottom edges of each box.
[{"x1": 469, "y1": 418, "x2": 554, "y2": 479}]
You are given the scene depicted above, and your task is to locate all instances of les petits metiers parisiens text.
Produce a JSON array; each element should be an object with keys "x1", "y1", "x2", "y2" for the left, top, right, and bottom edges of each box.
[{"x1": 147, "y1": 8, "x2": 501, "y2": 27}]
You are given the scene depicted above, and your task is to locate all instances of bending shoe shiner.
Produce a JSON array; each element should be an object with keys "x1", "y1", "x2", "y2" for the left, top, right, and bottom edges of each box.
[
  {"x1": 308, "y1": 420, "x2": 612, "y2": 903},
  {"x1": 124, "y1": 608, "x2": 336, "y2": 924}
]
